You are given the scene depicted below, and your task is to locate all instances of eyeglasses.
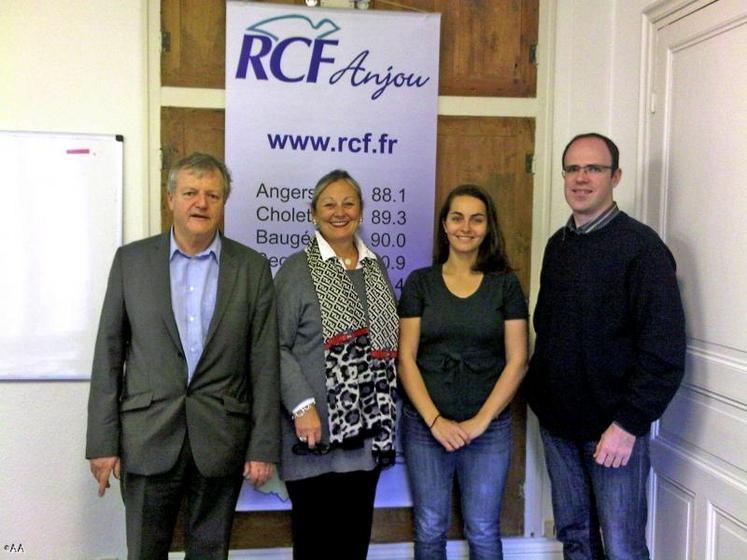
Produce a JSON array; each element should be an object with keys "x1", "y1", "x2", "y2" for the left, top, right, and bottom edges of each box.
[
  {"x1": 562, "y1": 164, "x2": 614, "y2": 177},
  {"x1": 292, "y1": 442, "x2": 331, "y2": 456}
]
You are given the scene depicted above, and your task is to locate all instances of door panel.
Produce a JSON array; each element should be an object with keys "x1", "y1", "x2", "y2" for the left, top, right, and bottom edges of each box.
[{"x1": 645, "y1": 1, "x2": 747, "y2": 558}]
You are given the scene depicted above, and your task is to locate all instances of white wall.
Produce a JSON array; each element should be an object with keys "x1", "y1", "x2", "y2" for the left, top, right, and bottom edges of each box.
[
  {"x1": 548, "y1": 0, "x2": 646, "y2": 228},
  {"x1": 0, "y1": 1, "x2": 149, "y2": 558}
]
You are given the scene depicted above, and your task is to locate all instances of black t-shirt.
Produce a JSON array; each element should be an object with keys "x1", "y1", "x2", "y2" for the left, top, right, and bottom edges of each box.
[{"x1": 398, "y1": 265, "x2": 528, "y2": 421}]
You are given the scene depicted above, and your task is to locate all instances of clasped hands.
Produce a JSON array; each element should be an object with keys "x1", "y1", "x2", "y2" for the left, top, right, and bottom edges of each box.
[{"x1": 429, "y1": 413, "x2": 491, "y2": 452}]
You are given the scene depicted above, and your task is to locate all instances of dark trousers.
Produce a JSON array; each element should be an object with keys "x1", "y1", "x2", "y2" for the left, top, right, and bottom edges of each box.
[
  {"x1": 286, "y1": 468, "x2": 381, "y2": 560},
  {"x1": 121, "y1": 434, "x2": 244, "y2": 560}
]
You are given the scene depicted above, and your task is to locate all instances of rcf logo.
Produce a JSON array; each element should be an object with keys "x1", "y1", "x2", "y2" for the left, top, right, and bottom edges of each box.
[
  {"x1": 235, "y1": 14, "x2": 338, "y2": 83},
  {"x1": 234, "y1": 14, "x2": 430, "y2": 100}
]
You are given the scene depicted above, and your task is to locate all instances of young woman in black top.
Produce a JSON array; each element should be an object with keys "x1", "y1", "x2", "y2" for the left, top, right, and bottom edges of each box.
[{"x1": 398, "y1": 184, "x2": 528, "y2": 560}]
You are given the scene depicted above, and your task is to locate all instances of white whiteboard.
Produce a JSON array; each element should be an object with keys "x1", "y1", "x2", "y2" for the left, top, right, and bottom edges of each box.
[{"x1": 0, "y1": 131, "x2": 123, "y2": 380}]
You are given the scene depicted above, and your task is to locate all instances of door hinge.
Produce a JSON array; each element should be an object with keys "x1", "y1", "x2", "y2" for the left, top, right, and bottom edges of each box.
[
  {"x1": 525, "y1": 153, "x2": 535, "y2": 174},
  {"x1": 161, "y1": 31, "x2": 171, "y2": 53},
  {"x1": 161, "y1": 147, "x2": 173, "y2": 172},
  {"x1": 529, "y1": 44, "x2": 538, "y2": 65}
]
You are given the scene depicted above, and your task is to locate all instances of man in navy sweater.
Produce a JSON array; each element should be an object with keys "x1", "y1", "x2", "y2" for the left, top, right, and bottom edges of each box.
[{"x1": 525, "y1": 133, "x2": 686, "y2": 560}]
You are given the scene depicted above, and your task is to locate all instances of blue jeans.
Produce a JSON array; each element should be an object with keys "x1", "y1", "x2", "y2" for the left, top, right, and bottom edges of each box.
[
  {"x1": 540, "y1": 426, "x2": 651, "y2": 560},
  {"x1": 402, "y1": 403, "x2": 511, "y2": 560}
]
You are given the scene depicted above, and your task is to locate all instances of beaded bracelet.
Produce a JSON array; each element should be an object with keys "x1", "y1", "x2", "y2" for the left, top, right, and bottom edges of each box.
[
  {"x1": 428, "y1": 414, "x2": 441, "y2": 429},
  {"x1": 292, "y1": 402, "x2": 314, "y2": 419}
]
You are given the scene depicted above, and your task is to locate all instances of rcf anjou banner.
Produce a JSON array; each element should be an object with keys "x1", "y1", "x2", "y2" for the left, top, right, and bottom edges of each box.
[
  {"x1": 225, "y1": 1, "x2": 440, "y2": 300},
  {"x1": 225, "y1": 1, "x2": 439, "y2": 512}
]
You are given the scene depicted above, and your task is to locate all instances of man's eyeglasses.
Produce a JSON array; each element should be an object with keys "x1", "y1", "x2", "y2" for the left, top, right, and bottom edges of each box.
[
  {"x1": 292, "y1": 442, "x2": 331, "y2": 456},
  {"x1": 562, "y1": 164, "x2": 614, "y2": 177}
]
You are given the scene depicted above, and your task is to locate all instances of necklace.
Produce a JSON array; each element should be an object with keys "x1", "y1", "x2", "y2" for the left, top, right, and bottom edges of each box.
[{"x1": 334, "y1": 243, "x2": 357, "y2": 268}]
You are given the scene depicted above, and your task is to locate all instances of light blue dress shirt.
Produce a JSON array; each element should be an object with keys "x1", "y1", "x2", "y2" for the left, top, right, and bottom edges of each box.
[{"x1": 169, "y1": 230, "x2": 221, "y2": 382}]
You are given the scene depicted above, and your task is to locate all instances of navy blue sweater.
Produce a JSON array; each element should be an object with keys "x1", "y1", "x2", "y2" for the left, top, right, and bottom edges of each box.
[{"x1": 525, "y1": 212, "x2": 686, "y2": 440}]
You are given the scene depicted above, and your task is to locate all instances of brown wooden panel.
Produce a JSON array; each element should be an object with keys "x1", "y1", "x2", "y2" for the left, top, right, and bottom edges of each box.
[
  {"x1": 160, "y1": 107, "x2": 226, "y2": 232},
  {"x1": 162, "y1": 0, "x2": 302, "y2": 88},
  {"x1": 161, "y1": 0, "x2": 226, "y2": 88},
  {"x1": 435, "y1": 115, "x2": 535, "y2": 536},
  {"x1": 161, "y1": 0, "x2": 538, "y2": 97},
  {"x1": 372, "y1": 0, "x2": 538, "y2": 97}
]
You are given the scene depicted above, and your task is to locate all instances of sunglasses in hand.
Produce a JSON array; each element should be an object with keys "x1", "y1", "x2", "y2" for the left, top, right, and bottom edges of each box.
[{"x1": 291, "y1": 441, "x2": 332, "y2": 456}]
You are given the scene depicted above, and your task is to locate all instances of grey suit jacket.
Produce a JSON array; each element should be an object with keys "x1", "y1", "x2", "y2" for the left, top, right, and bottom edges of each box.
[{"x1": 86, "y1": 232, "x2": 280, "y2": 477}]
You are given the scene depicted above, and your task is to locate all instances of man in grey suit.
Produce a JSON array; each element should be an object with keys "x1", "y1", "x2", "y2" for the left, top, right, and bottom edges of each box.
[{"x1": 86, "y1": 152, "x2": 280, "y2": 559}]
